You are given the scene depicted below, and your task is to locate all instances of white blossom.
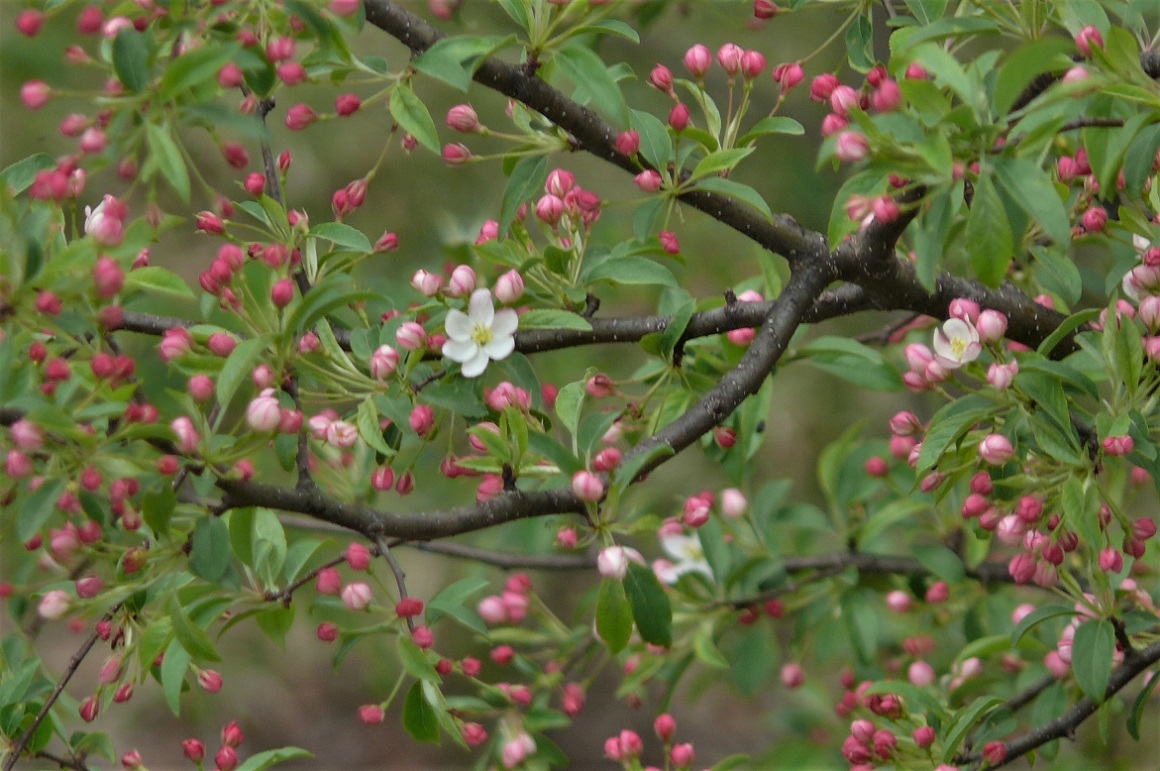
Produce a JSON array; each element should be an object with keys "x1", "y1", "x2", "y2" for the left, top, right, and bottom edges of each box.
[
  {"x1": 654, "y1": 533, "x2": 713, "y2": 585},
  {"x1": 442, "y1": 289, "x2": 517, "y2": 378},
  {"x1": 932, "y1": 317, "x2": 981, "y2": 369}
]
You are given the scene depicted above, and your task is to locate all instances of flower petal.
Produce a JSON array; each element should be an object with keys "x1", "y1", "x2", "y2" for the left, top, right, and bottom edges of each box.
[
  {"x1": 491, "y1": 308, "x2": 518, "y2": 338},
  {"x1": 460, "y1": 349, "x2": 490, "y2": 378},
  {"x1": 482, "y1": 334, "x2": 515, "y2": 361},
  {"x1": 467, "y1": 288, "x2": 494, "y2": 327},
  {"x1": 444, "y1": 309, "x2": 473, "y2": 342},
  {"x1": 442, "y1": 338, "x2": 477, "y2": 363}
]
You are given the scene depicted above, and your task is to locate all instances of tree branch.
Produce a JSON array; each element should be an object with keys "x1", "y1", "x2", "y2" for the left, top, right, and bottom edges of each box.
[{"x1": 959, "y1": 638, "x2": 1160, "y2": 769}]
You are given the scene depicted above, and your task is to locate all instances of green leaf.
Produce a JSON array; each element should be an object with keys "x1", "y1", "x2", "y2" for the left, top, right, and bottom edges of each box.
[
  {"x1": 286, "y1": 274, "x2": 376, "y2": 333},
  {"x1": 112, "y1": 28, "x2": 150, "y2": 93},
  {"x1": 145, "y1": 123, "x2": 191, "y2": 203},
  {"x1": 425, "y1": 576, "x2": 490, "y2": 628},
  {"x1": 312, "y1": 222, "x2": 371, "y2": 253},
  {"x1": 516, "y1": 309, "x2": 592, "y2": 330},
  {"x1": 160, "y1": 43, "x2": 241, "y2": 100},
  {"x1": 994, "y1": 157, "x2": 1070, "y2": 246},
  {"x1": 357, "y1": 398, "x2": 395, "y2": 457},
  {"x1": 1127, "y1": 660, "x2": 1160, "y2": 739},
  {"x1": 1, "y1": 154, "x2": 55, "y2": 195},
  {"x1": 402, "y1": 681, "x2": 440, "y2": 743},
  {"x1": 916, "y1": 395, "x2": 991, "y2": 472},
  {"x1": 904, "y1": 0, "x2": 946, "y2": 24},
  {"x1": 735, "y1": 116, "x2": 805, "y2": 146},
  {"x1": 189, "y1": 516, "x2": 232, "y2": 583},
  {"x1": 122, "y1": 265, "x2": 194, "y2": 298},
  {"x1": 554, "y1": 43, "x2": 629, "y2": 128},
  {"x1": 595, "y1": 578, "x2": 633, "y2": 653},
  {"x1": 689, "y1": 148, "x2": 756, "y2": 182},
  {"x1": 965, "y1": 172, "x2": 1013, "y2": 286},
  {"x1": 141, "y1": 487, "x2": 176, "y2": 537},
  {"x1": 1010, "y1": 603, "x2": 1074, "y2": 646},
  {"x1": 233, "y1": 748, "x2": 313, "y2": 771},
  {"x1": 941, "y1": 697, "x2": 1004, "y2": 762},
  {"x1": 612, "y1": 444, "x2": 674, "y2": 492},
  {"x1": 167, "y1": 595, "x2": 221, "y2": 662},
  {"x1": 578, "y1": 19, "x2": 640, "y2": 43},
  {"x1": 499, "y1": 155, "x2": 548, "y2": 237},
  {"x1": 796, "y1": 336, "x2": 902, "y2": 391},
  {"x1": 215, "y1": 335, "x2": 270, "y2": 408},
  {"x1": 18, "y1": 478, "x2": 65, "y2": 543},
  {"x1": 840, "y1": 591, "x2": 878, "y2": 664},
  {"x1": 994, "y1": 38, "x2": 1075, "y2": 115},
  {"x1": 160, "y1": 639, "x2": 191, "y2": 716},
  {"x1": 845, "y1": 13, "x2": 874, "y2": 72},
  {"x1": 1030, "y1": 245, "x2": 1082, "y2": 306},
  {"x1": 1123, "y1": 123, "x2": 1160, "y2": 196},
  {"x1": 1037, "y1": 308, "x2": 1098, "y2": 357},
  {"x1": 412, "y1": 35, "x2": 515, "y2": 91},
  {"x1": 630, "y1": 108, "x2": 672, "y2": 171},
  {"x1": 554, "y1": 380, "x2": 585, "y2": 438},
  {"x1": 586, "y1": 256, "x2": 677, "y2": 287},
  {"x1": 692, "y1": 177, "x2": 772, "y2": 220},
  {"x1": 692, "y1": 623, "x2": 730, "y2": 669},
  {"x1": 912, "y1": 544, "x2": 966, "y2": 583},
  {"x1": 389, "y1": 84, "x2": 440, "y2": 154},
  {"x1": 397, "y1": 636, "x2": 439, "y2": 684},
  {"x1": 1072, "y1": 619, "x2": 1114, "y2": 702},
  {"x1": 909, "y1": 42, "x2": 974, "y2": 106},
  {"x1": 624, "y1": 562, "x2": 672, "y2": 647}
]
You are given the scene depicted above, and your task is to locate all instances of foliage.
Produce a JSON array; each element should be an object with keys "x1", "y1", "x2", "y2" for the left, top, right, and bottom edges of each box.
[{"x1": 2, "y1": 1, "x2": 1160, "y2": 770}]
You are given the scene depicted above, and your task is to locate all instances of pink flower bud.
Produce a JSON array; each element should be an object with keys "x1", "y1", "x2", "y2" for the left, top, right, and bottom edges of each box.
[
  {"x1": 982, "y1": 742, "x2": 1006, "y2": 765},
  {"x1": 773, "y1": 62, "x2": 803, "y2": 91},
  {"x1": 634, "y1": 169, "x2": 662, "y2": 192},
  {"x1": 830, "y1": 85, "x2": 859, "y2": 117},
  {"x1": 809, "y1": 73, "x2": 840, "y2": 102},
  {"x1": 409, "y1": 404, "x2": 435, "y2": 437},
  {"x1": 195, "y1": 211, "x2": 224, "y2": 234},
  {"x1": 441, "y1": 142, "x2": 471, "y2": 165},
  {"x1": 373, "y1": 230, "x2": 398, "y2": 252},
  {"x1": 197, "y1": 669, "x2": 223, "y2": 693},
  {"x1": 341, "y1": 582, "x2": 373, "y2": 610},
  {"x1": 683, "y1": 44, "x2": 712, "y2": 78},
  {"x1": 39, "y1": 589, "x2": 72, "y2": 620},
  {"x1": 396, "y1": 321, "x2": 426, "y2": 351},
  {"x1": 648, "y1": 63, "x2": 674, "y2": 93},
  {"x1": 285, "y1": 103, "x2": 317, "y2": 130},
  {"x1": 780, "y1": 663, "x2": 805, "y2": 689},
  {"x1": 615, "y1": 130, "x2": 640, "y2": 156},
  {"x1": 659, "y1": 230, "x2": 680, "y2": 254},
  {"x1": 753, "y1": 0, "x2": 779, "y2": 17},
  {"x1": 334, "y1": 93, "x2": 361, "y2": 116},
  {"x1": 987, "y1": 360, "x2": 1018, "y2": 391},
  {"x1": 835, "y1": 131, "x2": 869, "y2": 162},
  {"x1": 1075, "y1": 25, "x2": 1103, "y2": 57},
  {"x1": 740, "y1": 50, "x2": 767, "y2": 80},
  {"x1": 20, "y1": 80, "x2": 50, "y2": 110},
  {"x1": 395, "y1": 597, "x2": 424, "y2": 618},
  {"x1": 871, "y1": 79, "x2": 901, "y2": 112},
  {"x1": 668, "y1": 102, "x2": 690, "y2": 131},
  {"x1": 670, "y1": 743, "x2": 695, "y2": 767},
  {"x1": 270, "y1": 277, "x2": 294, "y2": 308},
  {"x1": 535, "y1": 193, "x2": 565, "y2": 225},
  {"x1": 925, "y1": 580, "x2": 949, "y2": 602},
  {"x1": 1082, "y1": 206, "x2": 1107, "y2": 232},
  {"x1": 446, "y1": 104, "x2": 479, "y2": 132},
  {"x1": 370, "y1": 345, "x2": 399, "y2": 380},
  {"x1": 494, "y1": 269, "x2": 524, "y2": 303},
  {"x1": 978, "y1": 433, "x2": 1014, "y2": 465},
  {"x1": 170, "y1": 417, "x2": 200, "y2": 454},
  {"x1": 1098, "y1": 546, "x2": 1123, "y2": 572},
  {"x1": 79, "y1": 695, "x2": 99, "y2": 723},
  {"x1": 572, "y1": 470, "x2": 603, "y2": 502},
  {"x1": 315, "y1": 567, "x2": 341, "y2": 595},
  {"x1": 907, "y1": 660, "x2": 935, "y2": 687},
  {"x1": 411, "y1": 268, "x2": 443, "y2": 296}
]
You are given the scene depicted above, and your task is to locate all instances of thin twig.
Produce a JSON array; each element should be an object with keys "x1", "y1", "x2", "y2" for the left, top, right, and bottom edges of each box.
[
  {"x1": 3, "y1": 606, "x2": 121, "y2": 771},
  {"x1": 374, "y1": 536, "x2": 415, "y2": 632}
]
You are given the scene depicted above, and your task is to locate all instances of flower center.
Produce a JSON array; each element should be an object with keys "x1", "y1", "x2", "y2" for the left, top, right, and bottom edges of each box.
[
  {"x1": 949, "y1": 336, "x2": 966, "y2": 358},
  {"x1": 470, "y1": 323, "x2": 493, "y2": 346}
]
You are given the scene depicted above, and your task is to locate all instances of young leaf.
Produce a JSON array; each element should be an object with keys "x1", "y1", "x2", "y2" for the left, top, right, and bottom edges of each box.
[
  {"x1": 624, "y1": 562, "x2": 672, "y2": 646},
  {"x1": 965, "y1": 172, "x2": 1013, "y2": 286},
  {"x1": 693, "y1": 177, "x2": 772, "y2": 221},
  {"x1": 312, "y1": 222, "x2": 372, "y2": 253},
  {"x1": 554, "y1": 43, "x2": 629, "y2": 128},
  {"x1": 596, "y1": 578, "x2": 633, "y2": 653},
  {"x1": 389, "y1": 84, "x2": 440, "y2": 154},
  {"x1": 1072, "y1": 619, "x2": 1114, "y2": 702},
  {"x1": 499, "y1": 155, "x2": 548, "y2": 237},
  {"x1": 113, "y1": 28, "x2": 150, "y2": 93},
  {"x1": 402, "y1": 680, "x2": 440, "y2": 743},
  {"x1": 189, "y1": 516, "x2": 232, "y2": 584}
]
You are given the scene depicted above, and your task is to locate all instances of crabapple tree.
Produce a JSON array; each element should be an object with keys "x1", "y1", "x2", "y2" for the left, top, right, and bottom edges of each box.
[{"x1": 4, "y1": 0, "x2": 1160, "y2": 770}]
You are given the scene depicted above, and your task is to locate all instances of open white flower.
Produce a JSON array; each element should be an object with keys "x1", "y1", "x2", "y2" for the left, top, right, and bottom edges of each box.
[
  {"x1": 932, "y1": 317, "x2": 981, "y2": 369},
  {"x1": 442, "y1": 288, "x2": 517, "y2": 378},
  {"x1": 654, "y1": 533, "x2": 713, "y2": 585}
]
